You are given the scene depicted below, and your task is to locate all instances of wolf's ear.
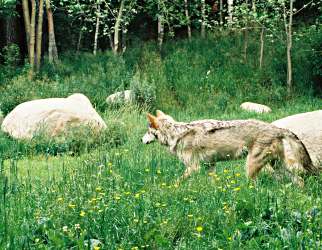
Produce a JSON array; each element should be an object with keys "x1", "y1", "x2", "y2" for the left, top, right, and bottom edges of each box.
[
  {"x1": 156, "y1": 110, "x2": 165, "y2": 117},
  {"x1": 147, "y1": 113, "x2": 159, "y2": 129}
]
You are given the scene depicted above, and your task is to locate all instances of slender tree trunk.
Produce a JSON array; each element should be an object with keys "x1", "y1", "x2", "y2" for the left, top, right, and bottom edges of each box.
[
  {"x1": 45, "y1": 0, "x2": 58, "y2": 63},
  {"x1": 259, "y1": 27, "x2": 264, "y2": 69},
  {"x1": 157, "y1": 14, "x2": 164, "y2": 48},
  {"x1": 22, "y1": 0, "x2": 30, "y2": 55},
  {"x1": 93, "y1": 4, "x2": 100, "y2": 55},
  {"x1": 252, "y1": 0, "x2": 256, "y2": 12},
  {"x1": 77, "y1": 28, "x2": 83, "y2": 52},
  {"x1": 219, "y1": 0, "x2": 223, "y2": 26},
  {"x1": 201, "y1": 0, "x2": 206, "y2": 38},
  {"x1": 243, "y1": 0, "x2": 249, "y2": 63},
  {"x1": 114, "y1": 0, "x2": 124, "y2": 54},
  {"x1": 29, "y1": 0, "x2": 36, "y2": 78},
  {"x1": 36, "y1": 0, "x2": 44, "y2": 71},
  {"x1": 184, "y1": 0, "x2": 191, "y2": 39},
  {"x1": 283, "y1": 0, "x2": 293, "y2": 94},
  {"x1": 228, "y1": 0, "x2": 233, "y2": 26},
  {"x1": 108, "y1": 34, "x2": 114, "y2": 51},
  {"x1": 121, "y1": 26, "x2": 127, "y2": 53}
]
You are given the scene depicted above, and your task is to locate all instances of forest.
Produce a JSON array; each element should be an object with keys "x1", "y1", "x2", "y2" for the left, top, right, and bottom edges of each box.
[{"x1": 0, "y1": 0, "x2": 321, "y2": 249}]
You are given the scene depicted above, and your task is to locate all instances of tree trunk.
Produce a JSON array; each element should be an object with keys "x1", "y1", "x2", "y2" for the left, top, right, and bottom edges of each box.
[
  {"x1": 184, "y1": 0, "x2": 191, "y2": 39},
  {"x1": 29, "y1": 0, "x2": 36, "y2": 78},
  {"x1": 121, "y1": 26, "x2": 127, "y2": 53},
  {"x1": 77, "y1": 28, "x2": 83, "y2": 52},
  {"x1": 45, "y1": 0, "x2": 58, "y2": 63},
  {"x1": 114, "y1": 0, "x2": 124, "y2": 54},
  {"x1": 108, "y1": 34, "x2": 114, "y2": 51},
  {"x1": 243, "y1": 0, "x2": 248, "y2": 63},
  {"x1": 228, "y1": 0, "x2": 233, "y2": 26},
  {"x1": 259, "y1": 27, "x2": 264, "y2": 69},
  {"x1": 93, "y1": 4, "x2": 100, "y2": 55},
  {"x1": 157, "y1": 14, "x2": 164, "y2": 48},
  {"x1": 36, "y1": 0, "x2": 44, "y2": 71},
  {"x1": 22, "y1": 0, "x2": 30, "y2": 55},
  {"x1": 283, "y1": 0, "x2": 293, "y2": 94},
  {"x1": 219, "y1": 0, "x2": 223, "y2": 26},
  {"x1": 201, "y1": 0, "x2": 206, "y2": 38}
]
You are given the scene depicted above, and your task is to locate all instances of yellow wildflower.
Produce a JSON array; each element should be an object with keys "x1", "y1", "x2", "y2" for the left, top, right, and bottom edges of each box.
[
  {"x1": 187, "y1": 214, "x2": 194, "y2": 218},
  {"x1": 157, "y1": 169, "x2": 161, "y2": 174},
  {"x1": 196, "y1": 226, "x2": 203, "y2": 232},
  {"x1": 80, "y1": 211, "x2": 86, "y2": 217},
  {"x1": 93, "y1": 246, "x2": 100, "y2": 250},
  {"x1": 223, "y1": 169, "x2": 229, "y2": 174},
  {"x1": 233, "y1": 187, "x2": 241, "y2": 192},
  {"x1": 95, "y1": 187, "x2": 102, "y2": 192},
  {"x1": 68, "y1": 203, "x2": 76, "y2": 209},
  {"x1": 57, "y1": 197, "x2": 63, "y2": 202},
  {"x1": 107, "y1": 162, "x2": 113, "y2": 167}
]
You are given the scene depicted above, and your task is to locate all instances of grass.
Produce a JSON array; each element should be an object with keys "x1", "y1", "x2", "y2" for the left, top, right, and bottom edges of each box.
[{"x1": 0, "y1": 33, "x2": 321, "y2": 249}]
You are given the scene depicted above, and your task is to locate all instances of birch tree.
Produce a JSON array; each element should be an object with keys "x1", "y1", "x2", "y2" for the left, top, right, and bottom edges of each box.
[{"x1": 45, "y1": 0, "x2": 58, "y2": 63}]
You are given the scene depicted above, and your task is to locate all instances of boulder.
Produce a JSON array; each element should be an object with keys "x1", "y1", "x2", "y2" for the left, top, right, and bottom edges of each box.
[
  {"x1": 272, "y1": 110, "x2": 322, "y2": 166},
  {"x1": 106, "y1": 90, "x2": 133, "y2": 104},
  {"x1": 1, "y1": 93, "x2": 107, "y2": 139},
  {"x1": 240, "y1": 102, "x2": 272, "y2": 113}
]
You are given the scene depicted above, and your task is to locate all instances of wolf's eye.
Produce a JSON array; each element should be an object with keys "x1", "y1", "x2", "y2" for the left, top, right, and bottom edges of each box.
[{"x1": 148, "y1": 123, "x2": 152, "y2": 128}]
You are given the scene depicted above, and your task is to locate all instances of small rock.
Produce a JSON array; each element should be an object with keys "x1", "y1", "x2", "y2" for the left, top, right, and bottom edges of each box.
[
  {"x1": 106, "y1": 90, "x2": 134, "y2": 105},
  {"x1": 240, "y1": 102, "x2": 272, "y2": 113}
]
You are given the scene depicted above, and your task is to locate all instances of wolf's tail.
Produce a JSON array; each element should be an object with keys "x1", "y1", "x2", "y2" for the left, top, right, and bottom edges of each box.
[{"x1": 282, "y1": 131, "x2": 321, "y2": 174}]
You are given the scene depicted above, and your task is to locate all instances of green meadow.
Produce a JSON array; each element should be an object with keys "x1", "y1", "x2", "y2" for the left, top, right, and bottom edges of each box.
[{"x1": 0, "y1": 37, "x2": 321, "y2": 249}]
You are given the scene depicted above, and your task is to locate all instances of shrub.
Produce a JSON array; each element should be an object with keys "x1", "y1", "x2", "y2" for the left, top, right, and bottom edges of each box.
[{"x1": 131, "y1": 71, "x2": 156, "y2": 109}]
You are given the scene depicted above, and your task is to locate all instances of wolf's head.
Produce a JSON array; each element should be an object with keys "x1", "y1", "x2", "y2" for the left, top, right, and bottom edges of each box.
[{"x1": 142, "y1": 110, "x2": 175, "y2": 145}]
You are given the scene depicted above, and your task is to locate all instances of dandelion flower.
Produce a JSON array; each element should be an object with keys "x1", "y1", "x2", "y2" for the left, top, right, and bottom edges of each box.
[
  {"x1": 235, "y1": 173, "x2": 241, "y2": 177},
  {"x1": 57, "y1": 197, "x2": 63, "y2": 202},
  {"x1": 95, "y1": 187, "x2": 102, "y2": 192},
  {"x1": 93, "y1": 247, "x2": 100, "y2": 250},
  {"x1": 223, "y1": 169, "x2": 229, "y2": 174},
  {"x1": 107, "y1": 162, "x2": 113, "y2": 167},
  {"x1": 80, "y1": 211, "x2": 86, "y2": 217},
  {"x1": 228, "y1": 236, "x2": 232, "y2": 241},
  {"x1": 233, "y1": 187, "x2": 241, "y2": 192},
  {"x1": 196, "y1": 226, "x2": 203, "y2": 232},
  {"x1": 68, "y1": 203, "x2": 76, "y2": 209},
  {"x1": 115, "y1": 195, "x2": 121, "y2": 200},
  {"x1": 134, "y1": 193, "x2": 140, "y2": 199},
  {"x1": 187, "y1": 214, "x2": 193, "y2": 218}
]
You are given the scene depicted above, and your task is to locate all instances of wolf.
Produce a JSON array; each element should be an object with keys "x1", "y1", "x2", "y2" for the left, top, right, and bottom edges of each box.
[{"x1": 142, "y1": 110, "x2": 319, "y2": 186}]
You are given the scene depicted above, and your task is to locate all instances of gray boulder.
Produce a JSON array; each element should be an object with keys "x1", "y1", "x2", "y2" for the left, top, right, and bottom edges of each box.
[{"x1": 272, "y1": 110, "x2": 322, "y2": 167}]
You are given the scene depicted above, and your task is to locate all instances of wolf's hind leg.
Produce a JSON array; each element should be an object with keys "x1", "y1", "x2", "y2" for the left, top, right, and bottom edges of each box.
[{"x1": 282, "y1": 138, "x2": 306, "y2": 187}]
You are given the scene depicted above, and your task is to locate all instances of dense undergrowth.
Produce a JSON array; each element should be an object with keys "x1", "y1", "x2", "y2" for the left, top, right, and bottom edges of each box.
[{"x1": 0, "y1": 33, "x2": 321, "y2": 249}]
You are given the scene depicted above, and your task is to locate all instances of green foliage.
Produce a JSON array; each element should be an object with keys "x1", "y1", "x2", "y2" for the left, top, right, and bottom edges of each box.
[{"x1": 131, "y1": 71, "x2": 156, "y2": 109}]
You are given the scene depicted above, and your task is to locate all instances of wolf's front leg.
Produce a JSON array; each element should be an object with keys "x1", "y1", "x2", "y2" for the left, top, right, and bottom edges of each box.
[{"x1": 182, "y1": 163, "x2": 201, "y2": 179}]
